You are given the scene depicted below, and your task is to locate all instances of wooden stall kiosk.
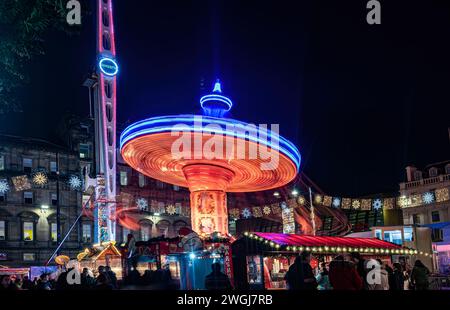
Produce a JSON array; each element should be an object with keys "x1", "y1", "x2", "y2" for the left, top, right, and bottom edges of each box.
[{"x1": 77, "y1": 242, "x2": 123, "y2": 279}]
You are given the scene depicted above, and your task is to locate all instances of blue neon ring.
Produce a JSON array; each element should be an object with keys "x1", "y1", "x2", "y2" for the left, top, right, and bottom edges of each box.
[{"x1": 120, "y1": 114, "x2": 301, "y2": 171}]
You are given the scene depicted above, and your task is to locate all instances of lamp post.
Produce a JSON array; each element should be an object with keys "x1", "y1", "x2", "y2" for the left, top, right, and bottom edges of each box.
[{"x1": 56, "y1": 151, "x2": 61, "y2": 255}]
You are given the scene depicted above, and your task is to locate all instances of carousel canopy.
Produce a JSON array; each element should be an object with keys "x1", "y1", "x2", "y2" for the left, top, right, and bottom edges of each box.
[{"x1": 252, "y1": 232, "x2": 402, "y2": 249}]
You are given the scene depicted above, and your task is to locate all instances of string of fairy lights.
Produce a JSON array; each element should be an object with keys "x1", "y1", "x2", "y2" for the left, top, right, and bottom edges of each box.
[
  {"x1": 229, "y1": 186, "x2": 450, "y2": 220},
  {"x1": 243, "y1": 232, "x2": 434, "y2": 257}
]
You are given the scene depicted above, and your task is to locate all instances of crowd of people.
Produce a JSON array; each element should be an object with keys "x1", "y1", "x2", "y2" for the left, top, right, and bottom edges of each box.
[
  {"x1": 0, "y1": 265, "x2": 119, "y2": 290},
  {"x1": 285, "y1": 251, "x2": 431, "y2": 290},
  {"x1": 0, "y1": 252, "x2": 432, "y2": 291}
]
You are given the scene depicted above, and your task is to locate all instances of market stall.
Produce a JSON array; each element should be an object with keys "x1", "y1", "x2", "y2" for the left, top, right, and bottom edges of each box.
[
  {"x1": 232, "y1": 232, "x2": 418, "y2": 289},
  {"x1": 0, "y1": 265, "x2": 30, "y2": 279},
  {"x1": 77, "y1": 242, "x2": 123, "y2": 279}
]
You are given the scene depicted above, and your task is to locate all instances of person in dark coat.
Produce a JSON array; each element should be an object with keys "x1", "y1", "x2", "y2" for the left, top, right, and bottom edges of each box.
[
  {"x1": 329, "y1": 255, "x2": 363, "y2": 290},
  {"x1": 350, "y1": 252, "x2": 367, "y2": 288},
  {"x1": 81, "y1": 268, "x2": 95, "y2": 289},
  {"x1": 205, "y1": 262, "x2": 232, "y2": 290},
  {"x1": 388, "y1": 263, "x2": 405, "y2": 290},
  {"x1": 285, "y1": 252, "x2": 317, "y2": 290},
  {"x1": 410, "y1": 260, "x2": 430, "y2": 290},
  {"x1": 94, "y1": 273, "x2": 113, "y2": 290}
]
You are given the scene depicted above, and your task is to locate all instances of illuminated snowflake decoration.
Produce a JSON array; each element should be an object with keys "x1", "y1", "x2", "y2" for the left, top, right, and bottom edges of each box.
[
  {"x1": 297, "y1": 195, "x2": 306, "y2": 206},
  {"x1": 32, "y1": 172, "x2": 48, "y2": 187},
  {"x1": 372, "y1": 199, "x2": 382, "y2": 210},
  {"x1": 0, "y1": 180, "x2": 10, "y2": 194},
  {"x1": 136, "y1": 198, "x2": 148, "y2": 211},
  {"x1": 166, "y1": 204, "x2": 177, "y2": 215},
  {"x1": 242, "y1": 208, "x2": 251, "y2": 219},
  {"x1": 68, "y1": 175, "x2": 82, "y2": 190},
  {"x1": 422, "y1": 192, "x2": 435, "y2": 204},
  {"x1": 332, "y1": 197, "x2": 341, "y2": 208},
  {"x1": 352, "y1": 199, "x2": 361, "y2": 209},
  {"x1": 263, "y1": 206, "x2": 272, "y2": 215}
]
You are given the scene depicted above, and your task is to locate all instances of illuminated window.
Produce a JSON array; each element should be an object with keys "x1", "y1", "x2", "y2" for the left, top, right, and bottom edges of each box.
[
  {"x1": 24, "y1": 192, "x2": 33, "y2": 204},
  {"x1": 23, "y1": 222, "x2": 34, "y2": 241},
  {"x1": 51, "y1": 223, "x2": 57, "y2": 242},
  {"x1": 122, "y1": 227, "x2": 130, "y2": 243},
  {"x1": 0, "y1": 221, "x2": 5, "y2": 240},
  {"x1": 79, "y1": 144, "x2": 90, "y2": 159},
  {"x1": 383, "y1": 230, "x2": 402, "y2": 245},
  {"x1": 138, "y1": 173, "x2": 146, "y2": 188},
  {"x1": 120, "y1": 171, "x2": 128, "y2": 186},
  {"x1": 173, "y1": 185, "x2": 180, "y2": 191},
  {"x1": 140, "y1": 224, "x2": 151, "y2": 241},
  {"x1": 375, "y1": 229, "x2": 382, "y2": 240},
  {"x1": 0, "y1": 155, "x2": 4, "y2": 171},
  {"x1": 432, "y1": 211, "x2": 440, "y2": 223},
  {"x1": 403, "y1": 226, "x2": 413, "y2": 242},
  {"x1": 23, "y1": 158, "x2": 32, "y2": 173},
  {"x1": 23, "y1": 253, "x2": 35, "y2": 261},
  {"x1": 51, "y1": 193, "x2": 57, "y2": 206},
  {"x1": 82, "y1": 224, "x2": 91, "y2": 243}
]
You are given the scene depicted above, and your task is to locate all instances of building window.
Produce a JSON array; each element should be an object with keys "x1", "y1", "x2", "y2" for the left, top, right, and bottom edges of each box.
[
  {"x1": 51, "y1": 193, "x2": 57, "y2": 206},
  {"x1": 375, "y1": 229, "x2": 382, "y2": 240},
  {"x1": 50, "y1": 161, "x2": 58, "y2": 174},
  {"x1": 173, "y1": 185, "x2": 180, "y2": 191},
  {"x1": 140, "y1": 224, "x2": 151, "y2": 241},
  {"x1": 0, "y1": 221, "x2": 5, "y2": 241},
  {"x1": 23, "y1": 253, "x2": 35, "y2": 261},
  {"x1": 412, "y1": 214, "x2": 421, "y2": 225},
  {"x1": 383, "y1": 230, "x2": 403, "y2": 245},
  {"x1": 403, "y1": 226, "x2": 413, "y2": 242},
  {"x1": 122, "y1": 227, "x2": 130, "y2": 243},
  {"x1": 23, "y1": 158, "x2": 32, "y2": 173},
  {"x1": 23, "y1": 222, "x2": 34, "y2": 241},
  {"x1": 51, "y1": 223, "x2": 57, "y2": 242},
  {"x1": 120, "y1": 171, "x2": 128, "y2": 186},
  {"x1": 431, "y1": 211, "x2": 440, "y2": 222},
  {"x1": 429, "y1": 167, "x2": 438, "y2": 177},
  {"x1": 0, "y1": 155, "x2": 4, "y2": 171},
  {"x1": 156, "y1": 180, "x2": 164, "y2": 189},
  {"x1": 24, "y1": 192, "x2": 33, "y2": 204},
  {"x1": 79, "y1": 143, "x2": 90, "y2": 159},
  {"x1": 413, "y1": 171, "x2": 422, "y2": 181},
  {"x1": 138, "y1": 174, "x2": 146, "y2": 188},
  {"x1": 82, "y1": 224, "x2": 91, "y2": 243}
]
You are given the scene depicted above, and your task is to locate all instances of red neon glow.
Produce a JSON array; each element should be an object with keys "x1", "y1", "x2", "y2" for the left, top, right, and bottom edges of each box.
[{"x1": 253, "y1": 232, "x2": 402, "y2": 249}]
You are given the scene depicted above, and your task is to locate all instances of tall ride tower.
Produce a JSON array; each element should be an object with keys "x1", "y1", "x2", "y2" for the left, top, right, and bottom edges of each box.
[{"x1": 92, "y1": 0, "x2": 119, "y2": 243}]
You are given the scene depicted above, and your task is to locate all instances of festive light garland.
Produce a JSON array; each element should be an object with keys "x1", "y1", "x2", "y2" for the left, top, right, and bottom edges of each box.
[
  {"x1": 228, "y1": 185, "x2": 450, "y2": 219},
  {"x1": 242, "y1": 232, "x2": 431, "y2": 256}
]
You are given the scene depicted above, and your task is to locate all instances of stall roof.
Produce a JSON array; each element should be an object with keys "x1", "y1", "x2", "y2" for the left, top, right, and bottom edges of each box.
[{"x1": 253, "y1": 232, "x2": 402, "y2": 249}]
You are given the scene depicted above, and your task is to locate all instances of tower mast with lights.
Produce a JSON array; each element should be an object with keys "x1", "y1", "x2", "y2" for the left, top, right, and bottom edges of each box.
[{"x1": 92, "y1": 0, "x2": 119, "y2": 243}]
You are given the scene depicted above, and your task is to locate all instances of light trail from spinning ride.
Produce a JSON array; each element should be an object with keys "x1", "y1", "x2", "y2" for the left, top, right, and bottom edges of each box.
[{"x1": 120, "y1": 80, "x2": 301, "y2": 236}]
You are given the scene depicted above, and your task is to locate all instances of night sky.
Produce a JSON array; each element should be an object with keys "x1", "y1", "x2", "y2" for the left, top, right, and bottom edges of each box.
[{"x1": 1, "y1": 0, "x2": 449, "y2": 197}]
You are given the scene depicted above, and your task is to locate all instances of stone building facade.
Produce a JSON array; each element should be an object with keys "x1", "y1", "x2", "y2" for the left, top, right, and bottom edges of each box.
[
  {"x1": 0, "y1": 134, "x2": 85, "y2": 267},
  {"x1": 399, "y1": 161, "x2": 450, "y2": 226}
]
